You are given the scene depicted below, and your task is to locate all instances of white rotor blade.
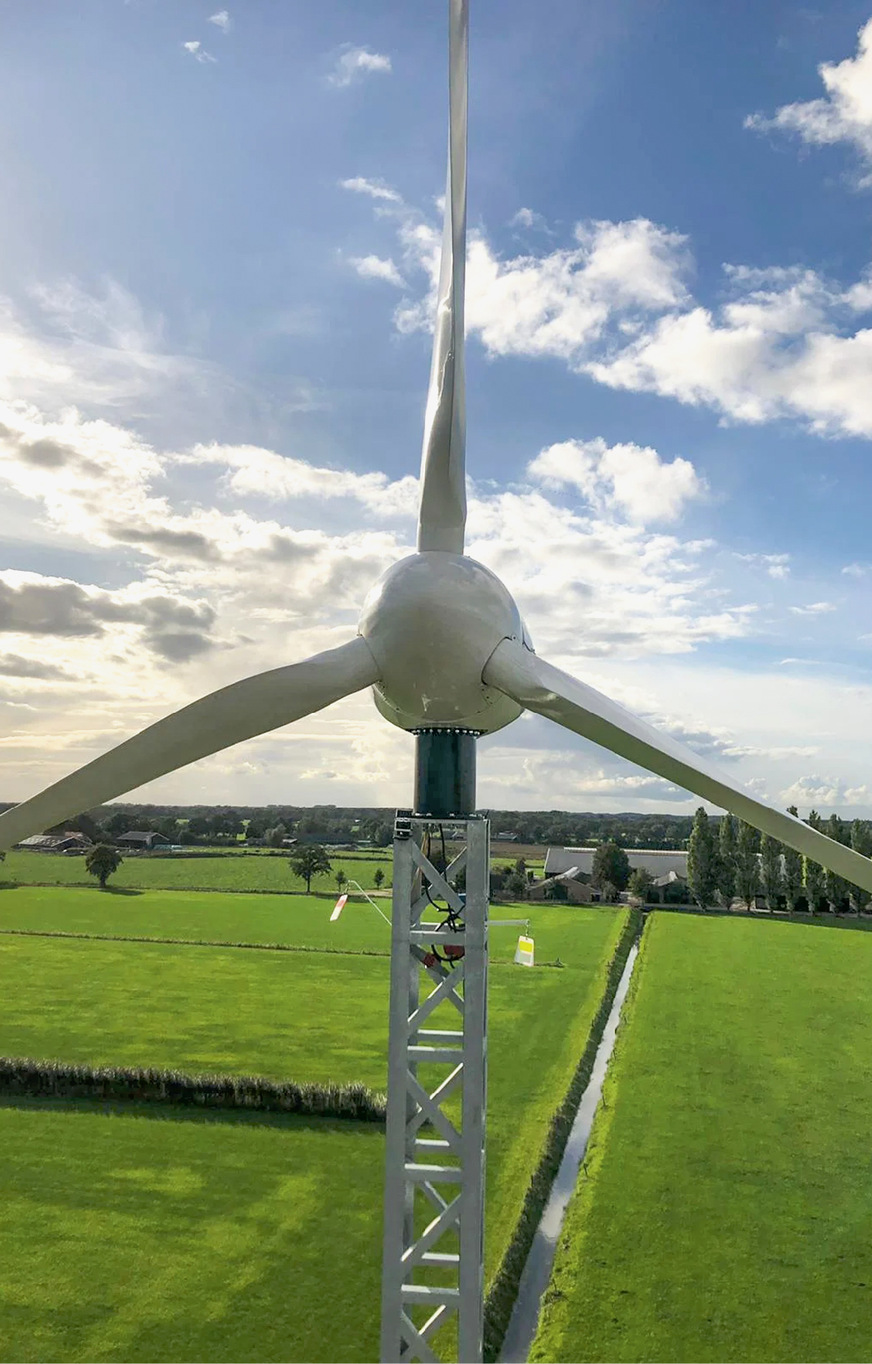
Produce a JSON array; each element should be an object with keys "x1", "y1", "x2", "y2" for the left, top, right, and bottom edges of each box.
[
  {"x1": 484, "y1": 638, "x2": 872, "y2": 893},
  {"x1": 0, "y1": 637, "x2": 378, "y2": 852},
  {"x1": 417, "y1": 0, "x2": 468, "y2": 555}
]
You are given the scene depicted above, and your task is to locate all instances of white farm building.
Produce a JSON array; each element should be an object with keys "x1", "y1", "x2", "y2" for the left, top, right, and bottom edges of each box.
[{"x1": 544, "y1": 846, "x2": 688, "y2": 879}]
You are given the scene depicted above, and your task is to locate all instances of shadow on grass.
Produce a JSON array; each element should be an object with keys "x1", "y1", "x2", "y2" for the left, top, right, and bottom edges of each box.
[
  {"x1": 0, "y1": 1092, "x2": 385, "y2": 1137},
  {"x1": 99, "y1": 886, "x2": 143, "y2": 896},
  {"x1": 0, "y1": 880, "x2": 20, "y2": 891}
]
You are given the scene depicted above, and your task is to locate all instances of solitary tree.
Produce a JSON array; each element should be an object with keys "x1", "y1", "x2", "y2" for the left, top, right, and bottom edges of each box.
[
  {"x1": 782, "y1": 808, "x2": 804, "y2": 915},
  {"x1": 503, "y1": 869, "x2": 528, "y2": 900},
  {"x1": 717, "y1": 815, "x2": 738, "y2": 907},
  {"x1": 591, "y1": 841, "x2": 630, "y2": 893},
  {"x1": 759, "y1": 834, "x2": 783, "y2": 912},
  {"x1": 288, "y1": 843, "x2": 332, "y2": 893},
  {"x1": 851, "y1": 819, "x2": 872, "y2": 914},
  {"x1": 627, "y1": 867, "x2": 656, "y2": 903},
  {"x1": 687, "y1": 807, "x2": 719, "y2": 910},
  {"x1": 735, "y1": 821, "x2": 761, "y2": 909},
  {"x1": 373, "y1": 867, "x2": 385, "y2": 891},
  {"x1": 335, "y1": 867, "x2": 348, "y2": 893},
  {"x1": 85, "y1": 843, "x2": 123, "y2": 890}
]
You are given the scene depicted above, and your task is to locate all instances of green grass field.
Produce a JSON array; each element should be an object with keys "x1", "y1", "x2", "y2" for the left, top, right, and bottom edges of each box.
[
  {"x1": 0, "y1": 884, "x2": 593, "y2": 963},
  {"x1": 1, "y1": 849, "x2": 543, "y2": 893},
  {"x1": 533, "y1": 912, "x2": 872, "y2": 1364},
  {"x1": 0, "y1": 903, "x2": 625, "y2": 1361},
  {"x1": 0, "y1": 1102, "x2": 384, "y2": 1364},
  {"x1": 1, "y1": 849, "x2": 388, "y2": 893}
]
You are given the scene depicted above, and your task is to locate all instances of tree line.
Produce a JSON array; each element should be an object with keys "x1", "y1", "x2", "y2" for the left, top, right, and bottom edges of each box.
[
  {"x1": 685, "y1": 807, "x2": 872, "y2": 914},
  {"x1": 9, "y1": 802, "x2": 703, "y2": 851}
]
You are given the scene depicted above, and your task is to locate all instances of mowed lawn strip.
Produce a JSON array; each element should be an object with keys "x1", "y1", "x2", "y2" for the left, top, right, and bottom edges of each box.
[
  {"x1": 1, "y1": 849, "x2": 391, "y2": 893},
  {"x1": 0, "y1": 886, "x2": 391, "y2": 955},
  {"x1": 0, "y1": 936, "x2": 391, "y2": 1086},
  {"x1": 0, "y1": 885, "x2": 590, "y2": 963},
  {"x1": 0, "y1": 909, "x2": 625, "y2": 1361},
  {"x1": 0, "y1": 1102, "x2": 384, "y2": 1364},
  {"x1": 532, "y1": 913, "x2": 872, "y2": 1364}
]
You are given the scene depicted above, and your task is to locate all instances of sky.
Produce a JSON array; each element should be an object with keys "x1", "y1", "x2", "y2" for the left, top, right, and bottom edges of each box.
[{"x1": 0, "y1": 0, "x2": 872, "y2": 816}]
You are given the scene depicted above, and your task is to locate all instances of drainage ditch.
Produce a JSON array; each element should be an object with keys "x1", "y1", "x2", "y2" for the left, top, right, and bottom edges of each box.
[{"x1": 498, "y1": 939, "x2": 641, "y2": 1362}]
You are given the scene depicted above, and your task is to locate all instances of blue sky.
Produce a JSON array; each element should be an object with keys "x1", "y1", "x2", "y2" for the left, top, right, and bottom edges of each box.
[{"x1": 0, "y1": 0, "x2": 871, "y2": 814}]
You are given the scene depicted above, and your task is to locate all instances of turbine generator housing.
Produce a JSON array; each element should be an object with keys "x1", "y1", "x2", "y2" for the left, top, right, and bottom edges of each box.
[{"x1": 358, "y1": 552, "x2": 528, "y2": 733}]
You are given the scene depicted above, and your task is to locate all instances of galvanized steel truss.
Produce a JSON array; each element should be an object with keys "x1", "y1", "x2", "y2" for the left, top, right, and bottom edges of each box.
[{"x1": 380, "y1": 816, "x2": 489, "y2": 1364}]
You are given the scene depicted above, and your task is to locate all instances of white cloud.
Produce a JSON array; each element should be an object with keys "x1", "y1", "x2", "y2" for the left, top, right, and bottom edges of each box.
[
  {"x1": 397, "y1": 217, "x2": 691, "y2": 361},
  {"x1": 788, "y1": 601, "x2": 837, "y2": 616},
  {"x1": 182, "y1": 41, "x2": 217, "y2": 65},
  {"x1": 185, "y1": 441, "x2": 419, "y2": 519},
  {"x1": 208, "y1": 11, "x2": 231, "y2": 33},
  {"x1": 328, "y1": 46, "x2": 392, "y2": 89},
  {"x1": 843, "y1": 562, "x2": 871, "y2": 577},
  {"x1": 349, "y1": 255, "x2": 405, "y2": 287},
  {"x1": 746, "y1": 18, "x2": 872, "y2": 185},
  {"x1": 528, "y1": 437, "x2": 705, "y2": 525},
  {"x1": 0, "y1": 280, "x2": 210, "y2": 420},
  {"x1": 465, "y1": 487, "x2": 755, "y2": 662},
  {"x1": 781, "y1": 775, "x2": 872, "y2": 810},
  {"x1": 340, "y1": 176, "x2": 403, "y2": 204},
  {"x1": 586, "y1": 263, "x2": 872, "y2": 438},
  {"x1": 348, "y1": 183, "x2": 872, "y2": 439},
  {"x1": 509, "y1": 207, "x2": 552, "y2": 233},
  {"x1": 735, "y1": 552, "x2": 791, "y2": 579}
]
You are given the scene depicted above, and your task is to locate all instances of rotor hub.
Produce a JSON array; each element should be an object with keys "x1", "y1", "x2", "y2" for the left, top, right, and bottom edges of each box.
[{"x1": 357, "y1": 552, "x2": 530, "y2": 734}]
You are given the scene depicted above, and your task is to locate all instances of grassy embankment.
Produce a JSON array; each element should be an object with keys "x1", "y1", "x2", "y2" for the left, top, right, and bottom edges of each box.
[
  {"x1": 0, "y1": 903, "x2": 623, "y2": 1362},
  {"x1": 533, "y1": 912, "x2": 872, "y2": 1364}
]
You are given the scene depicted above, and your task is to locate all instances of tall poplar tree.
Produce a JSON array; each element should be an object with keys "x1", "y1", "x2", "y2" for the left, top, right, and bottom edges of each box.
[
  {"x1": 804, "y1": 810, "x2": 826, "y2": 913},
  {"x1": 759, "y1": 834, "x2": 783, "y2": 912},
  {"x1": 717, "y1": 814, "x2": 738, "y2": 907},
  {"x1": 850, "y1": 819, "x2": 872, "y2": 914},
  {"x1": 735, "y1": 821, "x2": 761, "y2": 909},
  {"x1": 804, "y1": 856, "x2": 825, "y2": 914},
  {"x1": 687, "y1": 807, "x2": 718, "y2": 910},
  {"x1": 782, "y1": 806, "x2": 804, "y2": 915},
  {"x1": 824, "y1": 813, "x2": 851, "y2": 913}
]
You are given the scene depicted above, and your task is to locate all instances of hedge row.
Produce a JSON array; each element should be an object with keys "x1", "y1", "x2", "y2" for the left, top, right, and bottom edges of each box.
[
  {"x1": 0, "y1": 1056, "x2": 387, "y2": 1122},
  {"x1": 482, "y1": 906, "x2": 642, "y2": 1362}
]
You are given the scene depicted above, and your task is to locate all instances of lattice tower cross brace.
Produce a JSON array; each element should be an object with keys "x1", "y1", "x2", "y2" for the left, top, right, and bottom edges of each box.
[{"x1": 380, "y1": 816, "x2": 489, "y2": 1363}]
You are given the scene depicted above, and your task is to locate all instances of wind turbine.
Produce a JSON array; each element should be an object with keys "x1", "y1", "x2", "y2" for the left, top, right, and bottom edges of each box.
[
  {"x1": 0, "y1": 1, "x2": 869, "y2": 898},
  {"x1": 1, "y1": 1, "x2": 871, "y2": 1360}
]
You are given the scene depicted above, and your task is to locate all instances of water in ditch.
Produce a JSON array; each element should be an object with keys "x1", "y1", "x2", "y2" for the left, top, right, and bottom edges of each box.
[{"x1": 498, "y1": 940, "x2": 640, "y2": 1363}]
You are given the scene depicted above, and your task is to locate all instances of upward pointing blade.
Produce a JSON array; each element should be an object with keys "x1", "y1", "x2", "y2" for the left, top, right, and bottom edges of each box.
[{"x1": 417, "y1": 0, "x2": 468, "y2": 555}]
